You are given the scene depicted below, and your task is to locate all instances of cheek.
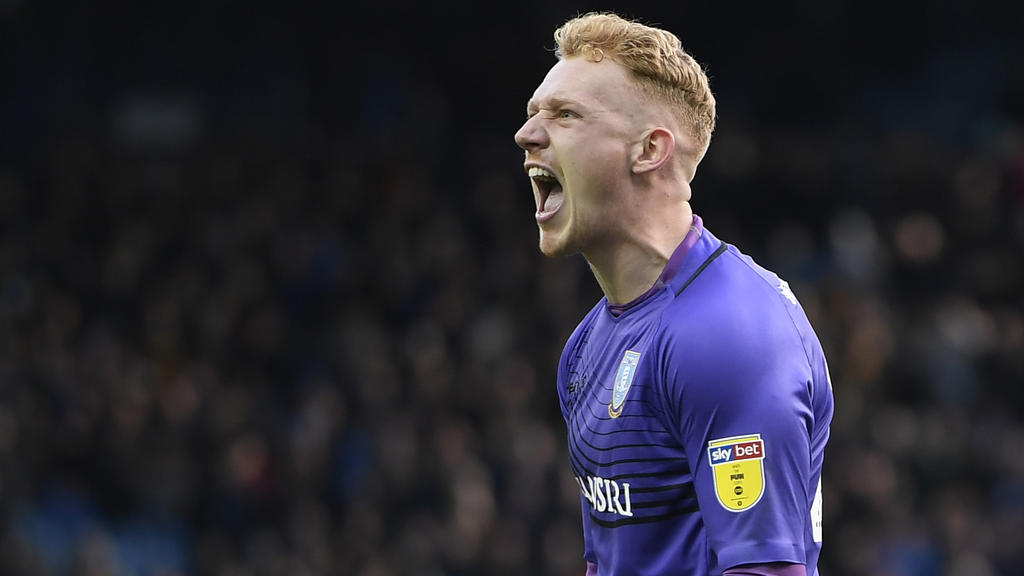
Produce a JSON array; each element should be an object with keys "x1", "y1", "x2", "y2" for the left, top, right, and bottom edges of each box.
[
  {"x1": 565, "y1": 140, "x2": 617, "y2": 180},
  {"x1": 572, "y1": 154, "x2": 625, "y2": 206},
  {"x1": 558, "y1": 132, "x2": 629, "y2": 210}
]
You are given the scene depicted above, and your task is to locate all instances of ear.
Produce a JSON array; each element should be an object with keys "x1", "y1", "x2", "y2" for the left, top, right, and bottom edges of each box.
[{"x1": 631, "y1": 127, "x2": 675, "y2": 174}]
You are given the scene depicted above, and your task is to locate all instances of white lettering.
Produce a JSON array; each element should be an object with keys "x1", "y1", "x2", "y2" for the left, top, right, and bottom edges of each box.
[
  {"x1": 577, "y1": 476, "x2": 634, "y2": 517},
  {"x1": 736, "y1": 444, "x2": 760, "y2": 457},
  {"x1": 577, "y1": 476, "x2": 594, "y2": 506},
  {"x1": 620, "y1": 482, "x2": 632, "y2": 516},
  {"x1": 610, "y1": 480, "x2": 634, "y2": 517},
  {"x1": 594, "y1": 477, "x2": 607, "y2": 512}
]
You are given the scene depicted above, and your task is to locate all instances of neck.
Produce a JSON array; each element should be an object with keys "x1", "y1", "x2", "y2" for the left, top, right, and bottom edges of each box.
[{"x1": 585, "y1": 203, "x2": 694, "y2": 305}]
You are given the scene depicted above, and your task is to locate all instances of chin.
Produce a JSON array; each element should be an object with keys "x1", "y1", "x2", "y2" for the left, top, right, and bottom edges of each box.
[
  {"x1": 538, "y1": 234, "x2": 577, "y2": 258},
  {"x1": 539, "y1": 244, "x2": 563, "y2": 258}
]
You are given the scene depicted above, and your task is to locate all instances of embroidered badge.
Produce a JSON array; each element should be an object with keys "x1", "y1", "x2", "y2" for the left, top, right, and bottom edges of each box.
[
  {"x1": 707, "y1": 434, "x2": 766, "y2": 512},
  {"x1": 608, "y1": 350, "x2": 641, "y2": 418}
]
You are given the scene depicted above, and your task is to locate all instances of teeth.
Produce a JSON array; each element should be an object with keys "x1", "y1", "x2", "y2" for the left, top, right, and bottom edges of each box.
[{"x1": 528, "y1": 166, "x2": 557, "y2": 181}]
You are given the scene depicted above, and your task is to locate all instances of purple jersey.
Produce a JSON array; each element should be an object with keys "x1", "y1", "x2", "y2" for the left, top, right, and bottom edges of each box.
[{"x1": 556, "y1": 220, "x2": 833, "y2": 575}]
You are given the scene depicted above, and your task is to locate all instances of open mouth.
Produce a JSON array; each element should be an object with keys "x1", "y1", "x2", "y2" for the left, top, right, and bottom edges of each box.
[{"x1": 528, "y1": 166, "x2": 564, "y2": 219}]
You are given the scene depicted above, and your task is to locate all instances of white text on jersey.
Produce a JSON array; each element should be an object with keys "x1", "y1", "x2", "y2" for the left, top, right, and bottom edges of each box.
[{"x1": 576, "y1": 475, "x2": 633, "y2": 517}]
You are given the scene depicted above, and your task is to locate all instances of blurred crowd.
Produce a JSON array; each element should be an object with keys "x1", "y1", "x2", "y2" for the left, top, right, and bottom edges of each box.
[{"x1": 2, "y1": 1, "x2": 1024, "y2": 575}]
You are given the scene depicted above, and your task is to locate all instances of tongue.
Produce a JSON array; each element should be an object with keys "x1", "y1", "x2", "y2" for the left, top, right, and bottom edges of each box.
[{"x1": 542, "y1": 186, "x2": 564, "y2": 214}]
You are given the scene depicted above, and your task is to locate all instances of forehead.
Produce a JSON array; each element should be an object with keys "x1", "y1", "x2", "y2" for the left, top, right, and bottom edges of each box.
[{"x1": 527, "y1": 57, "x2": 636, "y2": 112}]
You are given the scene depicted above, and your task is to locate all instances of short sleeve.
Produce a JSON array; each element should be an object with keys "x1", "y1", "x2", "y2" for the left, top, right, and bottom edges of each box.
[{"x1": 657, "y1": 296, "x2": 815, "y2": 570}]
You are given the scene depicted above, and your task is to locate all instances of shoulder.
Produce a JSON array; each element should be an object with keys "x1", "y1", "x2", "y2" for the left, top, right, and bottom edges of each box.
[
  {"x1": 654, "y1": 243, "x2": 815, "y2": 382},
  {"x1": 662, "y1": 245, "x2": 799, "y2": 341}
]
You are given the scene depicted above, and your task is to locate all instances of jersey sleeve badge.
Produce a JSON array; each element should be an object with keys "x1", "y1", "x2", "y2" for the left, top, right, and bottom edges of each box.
[{"x1": 707, "y1": 434, "x2": 766, "y2": 511}]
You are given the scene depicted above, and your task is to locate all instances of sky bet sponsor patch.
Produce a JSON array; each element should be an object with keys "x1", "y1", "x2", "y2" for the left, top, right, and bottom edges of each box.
[{"x1": 707, "y1": 434, "x2": 765, "y2": 512}]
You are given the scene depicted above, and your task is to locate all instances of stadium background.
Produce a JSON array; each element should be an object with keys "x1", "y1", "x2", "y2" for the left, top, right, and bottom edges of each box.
[{"x1": 2, "y1": 0, "x2": 1023, "y2": 574}]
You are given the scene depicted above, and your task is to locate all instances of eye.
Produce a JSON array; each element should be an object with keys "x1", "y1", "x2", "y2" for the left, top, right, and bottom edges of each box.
[{"x1": 558, "y1": 109, "x2": 579, "y2": 119}]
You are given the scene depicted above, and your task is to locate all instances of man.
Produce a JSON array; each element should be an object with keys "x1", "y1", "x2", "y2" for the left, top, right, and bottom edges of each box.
[{"x1": 514, "y1": 12, "x2": 834, "y2": 576}]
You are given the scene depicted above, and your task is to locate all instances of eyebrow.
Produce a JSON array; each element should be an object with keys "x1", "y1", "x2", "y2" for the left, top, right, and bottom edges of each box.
[{"x1": 526, "y1": 95, "x2": 582, "y2": 115}]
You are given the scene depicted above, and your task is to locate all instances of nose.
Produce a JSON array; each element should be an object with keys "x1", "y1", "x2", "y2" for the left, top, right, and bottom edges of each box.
[{"x1": 514, "y1": 115, "x2": 547, "y2": 152}]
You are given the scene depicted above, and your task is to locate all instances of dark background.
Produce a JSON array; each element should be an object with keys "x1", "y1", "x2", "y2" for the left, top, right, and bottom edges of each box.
[{"x1": 2, "y1": 1, "x2": 1023, "y2": 574}]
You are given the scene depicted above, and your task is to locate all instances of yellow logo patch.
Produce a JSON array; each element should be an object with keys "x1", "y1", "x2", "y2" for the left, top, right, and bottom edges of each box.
[{"x1": 707, "y1": 434, "x2": 765, "y2": 512}]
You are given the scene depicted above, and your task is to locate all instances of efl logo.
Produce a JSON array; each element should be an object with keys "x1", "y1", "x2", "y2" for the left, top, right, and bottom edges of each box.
[
  {"x1": 707, "y1": 434, "x2": 766, "y2": 512},
  {"x1": 708, "y1": 439, "x2": 764, "y2": 465}
]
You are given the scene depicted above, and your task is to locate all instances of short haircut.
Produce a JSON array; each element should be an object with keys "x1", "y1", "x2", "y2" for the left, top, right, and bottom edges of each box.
[{"x1": 554, "y1": 12, "x2": 717, "y2": 160}]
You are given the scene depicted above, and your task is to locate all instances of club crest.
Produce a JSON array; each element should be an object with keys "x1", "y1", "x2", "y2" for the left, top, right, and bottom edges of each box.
[
  {"x1": 608, "y1": 350, "x2": 641, "y2": 418},
  {"x1": 707, "y1": 434, "x2": 766, "y2": 512}
]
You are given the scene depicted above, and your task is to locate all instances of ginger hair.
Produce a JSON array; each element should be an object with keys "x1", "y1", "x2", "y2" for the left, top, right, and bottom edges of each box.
[{"x1": 554, "y1": 12, "x2": 717, "y2": 160}]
